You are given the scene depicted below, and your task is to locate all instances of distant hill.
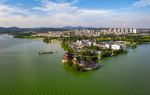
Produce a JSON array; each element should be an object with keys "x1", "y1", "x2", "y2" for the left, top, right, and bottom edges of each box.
[
  {"x1": 0, "y1": 27, "x2": 68, "y2": 33},
  {"x1": 0, "y1": 26, "x2": 98, "y2": 33},
  {"x1": 63, "y1": 26, "x2": 97, "y2": 30}
]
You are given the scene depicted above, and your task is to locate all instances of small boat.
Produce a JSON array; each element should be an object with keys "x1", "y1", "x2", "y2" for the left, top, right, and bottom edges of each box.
[{"x1": 39, "y1": 51, "x2": 54, "y2": 54}]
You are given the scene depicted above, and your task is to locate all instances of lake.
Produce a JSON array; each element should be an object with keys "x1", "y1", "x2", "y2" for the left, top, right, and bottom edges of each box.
[{"x1": 0, "y1": 34, "x2": 150, "y2": 95}]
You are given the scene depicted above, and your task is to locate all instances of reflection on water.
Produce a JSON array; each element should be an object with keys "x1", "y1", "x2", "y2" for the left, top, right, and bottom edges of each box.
[
  {"x1": 63, "y1": 65, "x2": 98, "y2": 78},
  {"x1": 50, "y1": 39, "x2": 62, "y2": 44}
]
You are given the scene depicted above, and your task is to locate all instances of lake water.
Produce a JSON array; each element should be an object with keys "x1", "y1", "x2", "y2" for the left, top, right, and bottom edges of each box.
[{"x1": 0, "y1": 34, "x2": 150, "y2": 95}]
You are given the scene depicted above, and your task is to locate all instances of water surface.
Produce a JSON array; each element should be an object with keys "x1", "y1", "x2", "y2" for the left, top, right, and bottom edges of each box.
[{"x1": 0, "y1": 34, "x2": 150, "y2": 95}]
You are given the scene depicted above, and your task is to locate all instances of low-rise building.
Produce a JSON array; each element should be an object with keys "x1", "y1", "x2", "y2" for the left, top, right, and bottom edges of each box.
[{"x1": 111, "y1": 44, "x2": 122, "y2": 50}]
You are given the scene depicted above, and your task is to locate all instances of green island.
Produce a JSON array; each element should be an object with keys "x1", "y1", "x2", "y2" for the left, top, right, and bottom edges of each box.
[{"x1": 60, "y1": 39, "x2": 127, "y2": 71}]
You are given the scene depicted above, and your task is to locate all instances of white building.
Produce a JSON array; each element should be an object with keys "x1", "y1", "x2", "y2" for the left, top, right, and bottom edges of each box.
[
  {"x1": 87, "y1": 42, "x2": 92, "y2": 46},
  {"x1": 76, "y1": 40, "x2": 82, "y2": 46},
  {"x1": 105, "y1": 44, "x2": 110, "y2": 49},
  {"x1": 111, "y1": 44, "x2": 121, "y2": 50},
  {"x1": 133, "y1": 29, "x2": 137, "y2": 34}
]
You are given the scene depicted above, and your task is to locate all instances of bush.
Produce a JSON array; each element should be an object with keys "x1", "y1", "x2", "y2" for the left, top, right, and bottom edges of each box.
[
  {"x1": 66, "y1": 59, "x2": 73, "y2": 67},
  {"x1": 72, "y1": 64, "x2": 80, "y2": 71},
  {"x1": 61, "y1": 42, "x2": 74, "y2": 53}
]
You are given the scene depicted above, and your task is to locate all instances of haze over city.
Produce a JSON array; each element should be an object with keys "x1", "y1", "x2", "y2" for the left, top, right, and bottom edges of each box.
[{"x1": 0, "y1": 0, "x2": 150, "y2": 28}]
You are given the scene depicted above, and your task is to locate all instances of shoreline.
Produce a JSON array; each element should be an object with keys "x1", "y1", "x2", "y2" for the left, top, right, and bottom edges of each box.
[{"x1": 10, "y1": 34, "x2": 150, "y2": 72}]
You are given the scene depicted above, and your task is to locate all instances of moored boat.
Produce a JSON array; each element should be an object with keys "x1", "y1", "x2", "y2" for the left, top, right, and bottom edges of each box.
[{"x1": 39, "y1": 51, "x2": 54, "y2": 54}]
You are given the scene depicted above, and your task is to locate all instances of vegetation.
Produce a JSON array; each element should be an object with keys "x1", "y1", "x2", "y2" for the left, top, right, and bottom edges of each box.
[
  {"x1": 14, "y1": 35, "x2": 38, "y2": 39},
  {"x1": 101, "y1": 49, "x2": 112, "y2": 58},
  {"x1": 96, "y1": 35, "x2": 150, "y2": 43},
  {"x1": 64, "y1": 59, "x2": 80, "y2": 71},
  {"x1": 101, "y1": 49, "x2": 127, "y2": 58},
  {"x1": 72, "y1": 64, "x2": 80, "y2": 71},
  {"x1": 61, "y1": 42, "x2": 74, "y2": 53},
  {"x1": 13, "y1": 32, "x2": 150, "y2": 44},
  {"x1": 86, "y1": 46, "x2": 99, "y2": 50},
  {"x1": 112, "y1": 49, "x2": 127, "y2": 56},
  {"x1": 65, "y1": 59, "x2": 73, "y2": 67}
]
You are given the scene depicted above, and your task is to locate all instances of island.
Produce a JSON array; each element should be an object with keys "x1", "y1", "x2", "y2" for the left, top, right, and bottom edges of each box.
[{"x1": 61, "y1": 39, "x2": 129, "y2": 71}]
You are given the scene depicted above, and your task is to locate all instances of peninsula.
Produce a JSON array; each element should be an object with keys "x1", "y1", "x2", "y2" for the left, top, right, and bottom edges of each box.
[{"x1": 11, "y1": 27, "x2": 150, "y2": 72}]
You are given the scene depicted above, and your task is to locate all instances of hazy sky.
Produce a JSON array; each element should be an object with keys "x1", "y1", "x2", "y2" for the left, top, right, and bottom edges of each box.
[{"x1": 0, "y1": 0, "x2": 150, "y2": 28}]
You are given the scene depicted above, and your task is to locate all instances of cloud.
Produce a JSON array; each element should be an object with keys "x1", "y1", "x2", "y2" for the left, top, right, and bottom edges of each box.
[
  {"x1": 0, "y1": 0, "x2": 150, "y2": 28},
  {"x1": 0, "y1": 2, "x2": 31, "y2": 18},
  {"x1": 33, "y1": 0, "x2": 79, "y2": 15},
  {"x1": 132, "y1": 0, "x2": 150, "y2": 7}
]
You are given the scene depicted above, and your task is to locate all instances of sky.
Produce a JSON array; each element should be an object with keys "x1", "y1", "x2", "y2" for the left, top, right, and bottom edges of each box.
[{"x1": 0, "y1": 0, "x2": 150, "y2": 28}]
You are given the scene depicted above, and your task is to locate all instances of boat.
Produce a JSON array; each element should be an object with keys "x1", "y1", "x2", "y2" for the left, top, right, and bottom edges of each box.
[{"x1": 39, "y1": 51, "x2": 54, "y2": 54}]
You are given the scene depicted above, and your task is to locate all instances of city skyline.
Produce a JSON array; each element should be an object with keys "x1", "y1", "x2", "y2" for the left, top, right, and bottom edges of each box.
[{"x1": 0, "y1": 0, "x2": 150, "y2": 28}]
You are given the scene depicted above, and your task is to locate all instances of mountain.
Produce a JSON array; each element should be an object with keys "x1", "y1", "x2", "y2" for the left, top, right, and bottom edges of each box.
[
  {"x1": 0, "y1": 26, "x2": 97, "y2": 33},
  {"x1": 0, "y1": 27, "x2": 68, "y2": 33},
  {"x1": 63, "y1": 26, "x2": 97, "y2": 30}
]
